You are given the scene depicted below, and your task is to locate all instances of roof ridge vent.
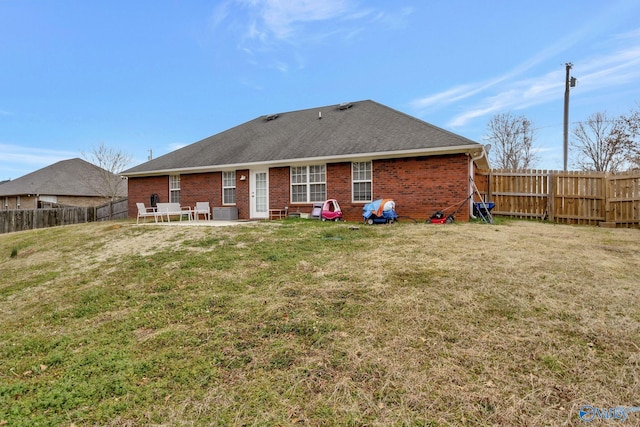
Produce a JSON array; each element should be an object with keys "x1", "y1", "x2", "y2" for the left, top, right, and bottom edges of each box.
[
  {"x1": 265, "y1": 114, "x2": 279, "y2": 121},
  {"x1": 338, "y1": 102, "x2": 353, "y2": 110}
]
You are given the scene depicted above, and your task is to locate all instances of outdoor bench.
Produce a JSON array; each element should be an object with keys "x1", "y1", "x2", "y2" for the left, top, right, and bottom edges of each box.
[{"x1": 155, "y1": 202, "x2": 192, "y2": 222}]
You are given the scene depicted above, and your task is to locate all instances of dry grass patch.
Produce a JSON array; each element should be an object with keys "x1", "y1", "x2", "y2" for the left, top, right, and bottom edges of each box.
[{"x1": 0, "y1": 219, "x2": 638, "y2": 426}]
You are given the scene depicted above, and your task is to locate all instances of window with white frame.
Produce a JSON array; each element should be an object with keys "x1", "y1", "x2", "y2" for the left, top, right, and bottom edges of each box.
[
  {"x1": 291, "y1": 165, "x2": 326, "y2": 203},
  {"x1": 169, "y1": 175, "x2": 181, "y2": 203},
  {"x1": 352, "y1": 161, "x2": 372, "y2": 202},
  {"x1": 222, "y1": 171, "x2": 236, "y2": 205}
]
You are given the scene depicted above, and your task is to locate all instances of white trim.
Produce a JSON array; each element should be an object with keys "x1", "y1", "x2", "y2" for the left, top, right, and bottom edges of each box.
[
  {"x1": 250, "y1": 169, "x2": 269, "y2": 219},
  {"x1": 351, "y1": 161, "x2": 372, "y2": 203},
  {"x1": 39, "y1": 195, "x2": 57, "y2": 203},
  {"x1": 222, "y1": 171, "x2": 236, "y2": 205},
  {"x1": 169, "y1": 175, "x2": 181, "y2": 203},
  {"x1": 290, "y1": 164, "x2": 327, "y2": 204},
  {"x1": 122, "y1": 145, "x2": 487, "y2": 177}
]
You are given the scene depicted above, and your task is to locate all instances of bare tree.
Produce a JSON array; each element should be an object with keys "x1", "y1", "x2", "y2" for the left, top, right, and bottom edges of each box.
[
  {"x1": 82, "y1": 142, "x2": 132, "y2": 201},
  {"x1": 620, "y1": 103, "x2": 640, "y2": 170},
  {"x1": 571, "y1": 111, "x2": 634, "y2": 172},
  {"x1": 484, "y1": 113, "x2": 538, "y2": 169}
]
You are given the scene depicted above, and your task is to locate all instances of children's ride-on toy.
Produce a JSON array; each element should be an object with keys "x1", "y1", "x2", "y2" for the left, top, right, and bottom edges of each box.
[
  {"x1": 363, "y1": 199, "x2": 398, "y2": 224},
  {"x1": 311, "y1": 199, "x2": 343, "y2": 221}
]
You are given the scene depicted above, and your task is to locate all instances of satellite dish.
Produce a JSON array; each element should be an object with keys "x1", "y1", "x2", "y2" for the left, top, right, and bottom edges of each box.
[{"x1": 484, "y1": 144, "x2": 491, "y2": 154}]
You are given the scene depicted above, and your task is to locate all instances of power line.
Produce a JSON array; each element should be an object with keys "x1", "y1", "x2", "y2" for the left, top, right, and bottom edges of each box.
[{"x1": 483, "y1": 119, "x2": 627, "y2": 137}]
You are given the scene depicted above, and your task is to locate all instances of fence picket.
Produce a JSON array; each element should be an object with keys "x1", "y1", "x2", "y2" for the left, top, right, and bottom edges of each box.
[
  {"x1": 476, "y1": 169, "x2": 640, "y2": 227},
  {"x1": 1, "y1": 198, "x2": 129, "y2": 233}
]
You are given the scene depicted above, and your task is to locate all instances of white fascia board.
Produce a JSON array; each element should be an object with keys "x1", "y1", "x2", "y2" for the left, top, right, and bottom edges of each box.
[{"x1": 122, "y1": 145, "x2": 485, "y2": 177}]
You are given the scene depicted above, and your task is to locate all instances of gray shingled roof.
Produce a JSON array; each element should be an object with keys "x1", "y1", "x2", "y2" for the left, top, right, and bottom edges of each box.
[
  {"x1": 0, "y1": 158, "x2": 127, "y2": 197},
  {"x1": 123, "y1": 100, "x2": 485, "y2": 175}
]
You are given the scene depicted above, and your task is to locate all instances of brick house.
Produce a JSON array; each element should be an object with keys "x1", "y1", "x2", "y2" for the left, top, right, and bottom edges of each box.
[
  {"x1": 122, "y1": 100, "x2": 489, "y2": 222},
  {"x1": 0, "y1": 158, "x2": 127, "y2": 210}
]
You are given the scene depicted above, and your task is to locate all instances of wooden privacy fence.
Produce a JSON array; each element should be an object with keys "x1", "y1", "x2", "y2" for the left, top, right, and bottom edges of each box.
[
  {"x1": 476, "y1": 169, "x2": 640, "y2": 227},
  {"x1": 0, "y1": 207, "x2": 97, "y2": 234},
  {"x1": 0, "y1": 198, "x2": 130, "y2": 234},
  {"x1": 96, "y1": 198, "x2": 128, "y2": 221},
  {"x1": 607, "y1": 173, "x2": 640, "y2": 227}
]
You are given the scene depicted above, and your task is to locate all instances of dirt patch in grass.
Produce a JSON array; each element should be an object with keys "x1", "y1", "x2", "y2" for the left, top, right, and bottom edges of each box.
[{"x1": 0, "y1": 219, "x2": 638, "y2": 426}]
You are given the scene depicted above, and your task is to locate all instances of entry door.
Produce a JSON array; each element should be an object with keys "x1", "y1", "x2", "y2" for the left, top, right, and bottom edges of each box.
[{"x1": 250, "y1": 170, "x2": 269, "y2": 219}]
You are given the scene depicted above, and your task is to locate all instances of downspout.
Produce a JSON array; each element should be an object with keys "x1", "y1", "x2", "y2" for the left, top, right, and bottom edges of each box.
[{"x1": 469, "y1": 149, "x2": 486, "y2": 219}]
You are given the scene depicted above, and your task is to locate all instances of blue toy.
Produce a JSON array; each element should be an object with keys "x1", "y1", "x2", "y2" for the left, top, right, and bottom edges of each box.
[{"x1": 363, "y1": 199, "x2": 398, "y2": 224}]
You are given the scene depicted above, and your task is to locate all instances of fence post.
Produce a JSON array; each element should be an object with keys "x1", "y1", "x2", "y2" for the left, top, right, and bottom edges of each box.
[
  {"x1": 605, "y1": 173, "x2": 612, "y2": 223},
  {"x1": 488, "y1": 170, "x2": 493, "y2": 202},
  {"x1": 547, "y1": 171, "x2": 555, "y2": 222}
]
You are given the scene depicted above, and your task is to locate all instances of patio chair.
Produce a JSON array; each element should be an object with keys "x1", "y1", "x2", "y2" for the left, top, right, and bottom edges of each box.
[
  {"x1": 136, "y1": 202, "x2": 158, "y2": 224},
  {"x1": 194, "y1": 202, "x2": 211, "y2": 220}
]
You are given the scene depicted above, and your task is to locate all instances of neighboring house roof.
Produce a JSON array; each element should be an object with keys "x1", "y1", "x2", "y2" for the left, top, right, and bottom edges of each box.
[
  {"x1": 123, "y1": 99, "x2": 488, "y2": 176},
  {"x1": 0, "y1": 158, "x2": 127, "y2": 198}
]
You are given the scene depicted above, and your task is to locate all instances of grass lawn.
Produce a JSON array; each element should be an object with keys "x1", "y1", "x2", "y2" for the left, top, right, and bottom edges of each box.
[{"x1": 1, "y1": 219, "x2": 639, "y2": 426}]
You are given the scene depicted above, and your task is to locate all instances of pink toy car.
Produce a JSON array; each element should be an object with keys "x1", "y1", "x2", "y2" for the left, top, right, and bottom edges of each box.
[{"x1": 311, "y1": 199, "x2": 343, "y2": 221}]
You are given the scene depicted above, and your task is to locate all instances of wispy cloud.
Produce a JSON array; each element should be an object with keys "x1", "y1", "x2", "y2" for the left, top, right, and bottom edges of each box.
[
  {"x1": 211, "y1": 0, "x2": 357, "y2": 44},
  {"x1": 0, "y1": 143, "x2": 77, "y2": 165},
  {"x1": 413, "y1": 19, "x2": 588, "y2": 114},
  {"x1": 0, "y1": 144, "x2": 78, "y2": 179},
  {"x1": 447, "y1": 71, "x2": 566, "y2": 128},
  {"x1": 410, "y1": 25, "x2": 586, "y2": 118},
  {"x1": 368, "y1": 7, "x2": 413, "y2": 30},
  {"x1": 412, "y1": 26, "x2": 640, "y2": 129},
  {"x1": 411, "y1": 81, "x2": 504, "y2": 112},
  {"x1": 257, "y1": 0, "x2": 352, "y2": 40},
  {"x1": 209, "y1": 0, "x2": 233, "y2": 29},
  {"x1": 575, "y1": 42, "x2": 640, "y2": 92},
  {"x1": 168, "y1": 142, "x2": 188, "y2": 152},
  {"x1": 209, "y1": 1, "x2": 400, "y2": 73}
]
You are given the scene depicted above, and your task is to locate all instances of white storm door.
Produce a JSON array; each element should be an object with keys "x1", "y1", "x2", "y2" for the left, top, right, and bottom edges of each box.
[{"x1": 250, "y1": 170, "x2": 269, "y2": 219}]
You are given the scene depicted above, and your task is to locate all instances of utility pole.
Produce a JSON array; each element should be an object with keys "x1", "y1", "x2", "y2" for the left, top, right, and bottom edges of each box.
[{"x1": 563, "y1": 63, "x2": 576, "y2": 171}]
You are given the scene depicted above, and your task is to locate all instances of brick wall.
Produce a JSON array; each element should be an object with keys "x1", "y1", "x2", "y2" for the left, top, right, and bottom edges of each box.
[
  {"x1": 321, "y1": 154, "x2": 471, "y2": 222},
  {"x1": 127, "y1": 154, "x2": 473, "y2": 222},
  {"x1": 235, "y1": 169, "x2": 249, "y2": 219},
  {"x1": 127, "y1": 176, "x2": 168, "y2": 217},
  {"x1": 374, "y1": 155, "x2": 471, "y2": 222},
  {"x1": 180, "y1": 173, "x2": 222, "y2": 209},
  {"x1": 269, "y1": 167, "x2": 289, "y2": 210},
  {"x1": 2, "y1": 196, "x2": 36, "y2": 210},
  {"x1": 2, "y1": 195, "x2": 108, "y2": 210},
  {"x1": 326, "y1": 162, "x2": 353, "y2": 219},
  {"x1": 57, "y1": 196, "x2": 111, "y2": 208}
]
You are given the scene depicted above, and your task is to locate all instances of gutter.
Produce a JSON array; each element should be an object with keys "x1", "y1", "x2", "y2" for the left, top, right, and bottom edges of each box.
[
  {"x1": 122, "y1": 144, "x2": 486, "y2": 178},
  {"x1": 469, "y1": 148, "x2": 489, "y2": 219}
]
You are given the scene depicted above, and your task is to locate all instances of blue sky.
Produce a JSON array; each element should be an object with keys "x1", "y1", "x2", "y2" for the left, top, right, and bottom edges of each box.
[{"x1": 2, "y1": 0, "x2": 640, "y2": 181}]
